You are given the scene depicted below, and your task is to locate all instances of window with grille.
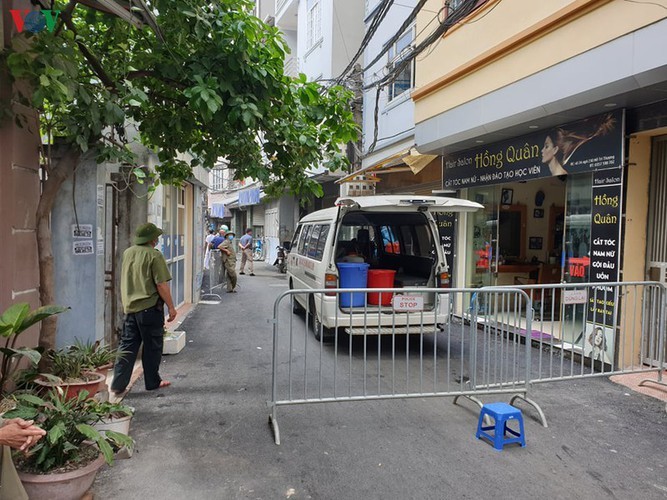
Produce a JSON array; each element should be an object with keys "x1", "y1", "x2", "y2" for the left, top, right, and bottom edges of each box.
[
  {"x1": 387, "y1": 28, "x2": 415, "y2": 101},
  {"x1": 307, "y1": 0, "x2": 322, "y2": 49},
  {"x1": 211, "y1": 169, "x2": 224, "y2": 192}
]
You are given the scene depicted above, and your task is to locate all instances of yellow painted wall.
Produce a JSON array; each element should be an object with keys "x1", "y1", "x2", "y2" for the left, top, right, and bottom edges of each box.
[
  {"x1": 415, "y1": 0, "x2": 667, "y2": 123},
  {"x1": 618, "y1": 131, "x2": 654, "y2": 368}
]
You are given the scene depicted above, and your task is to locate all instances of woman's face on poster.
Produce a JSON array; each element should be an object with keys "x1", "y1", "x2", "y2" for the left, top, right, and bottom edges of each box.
[
  {"x1": 594, "y1": 329, "x2": 604, "y2": 347},
  {"x1": 541, "y1": 136, "x2": 558, "y2": 164}
]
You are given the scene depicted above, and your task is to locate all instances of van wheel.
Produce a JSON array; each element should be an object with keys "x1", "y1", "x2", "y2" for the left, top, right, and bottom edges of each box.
[
  {"x1": 309, "y1": 295, "x2": 334, "y2": 343},
  {"x1": 289, "y1": 280, "x2": 305, "y2": 314}
]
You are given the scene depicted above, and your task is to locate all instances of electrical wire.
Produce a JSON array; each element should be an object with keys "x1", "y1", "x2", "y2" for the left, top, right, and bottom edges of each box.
[
  {"x1": 417, "y1": 0, "x2": 503, "y2": 61},
  {"x1": 332, "y1": 0, "x2": 395, "y2": 86},
  {"x1": 364, "y1": 0, "x2": 479, "y2": 91},
  {"x1": 622, "y1": 0, "x2": 667, "y2": 10},
  {"x1": 364, "y1": 0, "x2": 481, "y2": 154},
  {"x1": 362, "y1": 0, "x2": 430, "y2": 73}
]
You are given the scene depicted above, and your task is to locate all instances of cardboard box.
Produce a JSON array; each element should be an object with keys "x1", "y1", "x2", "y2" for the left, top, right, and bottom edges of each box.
[{"x1": 163, "y1": 330, "x2": 186, "y2": 354}]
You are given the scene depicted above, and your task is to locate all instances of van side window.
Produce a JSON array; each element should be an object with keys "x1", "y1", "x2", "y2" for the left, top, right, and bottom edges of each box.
[
  {"x1": 381, "y1": 226, "x2": 400, "y2": 254},
  {"x1": 298, "y1": 225, "x2": 312, "y2": 255},
  {"x1": 291, "y1": 225, "x2": 302, "y2": 253},
  {"x1": 314, "y1": 224, "x2": 330, "y2": 261},
  {"x1": 307, "y1": 224, "x2": 322, "y2": 258}
]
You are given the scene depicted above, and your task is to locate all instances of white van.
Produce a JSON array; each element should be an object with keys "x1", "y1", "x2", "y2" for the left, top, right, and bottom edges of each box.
[{"x1": 287, "y1": 195, "x2": 482, "y2": 339}]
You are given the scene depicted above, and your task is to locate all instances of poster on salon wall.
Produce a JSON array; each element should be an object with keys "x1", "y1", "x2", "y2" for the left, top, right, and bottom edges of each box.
[
  {"x1": 585, "y1": 170, "x2": 622, "y2": 366},
  {"x1": 442, "y1": 110, "x2": 623, "y2": 189},
  {"x1": 434, "y1": 212, "x2": 456, "y2": 277}
]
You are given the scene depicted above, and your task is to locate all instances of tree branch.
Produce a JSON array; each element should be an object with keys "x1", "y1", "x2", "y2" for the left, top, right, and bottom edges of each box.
[
  {"x1": 127, "y1": 70, "x2": 187, "y2": 90},
  {"x1": 61, "y1": 9, "x2": 118, "y2": 91}
]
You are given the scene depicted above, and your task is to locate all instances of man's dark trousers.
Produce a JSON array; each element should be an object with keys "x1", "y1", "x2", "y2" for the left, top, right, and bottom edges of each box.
[{"x1": 111, "y1": 306, "x2": 165, "y2": 392}]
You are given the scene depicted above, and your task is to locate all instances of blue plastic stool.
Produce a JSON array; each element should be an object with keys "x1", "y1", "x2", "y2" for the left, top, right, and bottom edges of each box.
[{"x1": 476, "y1": 402, "x2": 526, "y2": 450}]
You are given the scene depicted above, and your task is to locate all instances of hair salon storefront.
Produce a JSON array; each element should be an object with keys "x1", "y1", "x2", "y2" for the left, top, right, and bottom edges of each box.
[{"x1": 443, "y1": 110, "x2": 625, "y2": 349}]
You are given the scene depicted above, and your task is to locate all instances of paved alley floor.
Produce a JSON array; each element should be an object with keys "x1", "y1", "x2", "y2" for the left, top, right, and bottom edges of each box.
[{"x1": 95, "y1": 265, "x2": 667, "y2": 500}]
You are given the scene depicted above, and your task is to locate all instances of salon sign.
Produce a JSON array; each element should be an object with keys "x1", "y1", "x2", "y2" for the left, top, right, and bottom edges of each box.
[{"x1": 442, "y1": 110, "x2": 624, "y2": 188}]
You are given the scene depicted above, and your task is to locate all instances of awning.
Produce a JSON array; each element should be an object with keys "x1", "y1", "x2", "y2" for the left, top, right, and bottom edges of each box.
[{"x1": 336, "y1": 147, "x2": 438, "y2": 184}]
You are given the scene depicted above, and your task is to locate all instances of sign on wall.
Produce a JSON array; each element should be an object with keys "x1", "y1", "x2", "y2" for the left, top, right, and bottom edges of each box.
[
  {"x1": 442, "y1": 110, "x2": 624, "y2": 189},
  {"x1": 434, "y1": 211, "x2": 456, "y2": 275}
]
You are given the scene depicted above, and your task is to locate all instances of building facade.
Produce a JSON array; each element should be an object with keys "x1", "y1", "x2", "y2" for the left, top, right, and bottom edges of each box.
[
  {"x1": 0, "y1": 0, "x2": 41, "y2": 350},
  {"x1": 412, "y1": 0, "x2": 667, "y2": 366}
]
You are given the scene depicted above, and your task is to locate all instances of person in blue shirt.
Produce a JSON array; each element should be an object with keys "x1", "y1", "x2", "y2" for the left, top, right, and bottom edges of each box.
[
  {"x1": 239, "y1": 228, "x2": 255, "y2": 276},
  {"x1": 210, "y1": 227, "x2": 227, "y2": 250}
]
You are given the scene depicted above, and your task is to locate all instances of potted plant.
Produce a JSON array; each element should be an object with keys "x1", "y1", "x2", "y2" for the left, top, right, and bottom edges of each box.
[
  {"x1": 90, "y1": 400, "x2": 135, "y2": 436},
  {"x1": 34, "y1": 349, "x2": 105, "y2": 400},
  {"x1": 70, "y1": 339, "x2": 125, "y2": 375},
  {"x1": 69, "y1": 340, "x2": 127, "y2": 393},
  {"x1": 5, "y1": 389, "x2": 132, "y2": 500},
  {"x1": 0, "y1": 303, "x2": 69, "y2": 410}
]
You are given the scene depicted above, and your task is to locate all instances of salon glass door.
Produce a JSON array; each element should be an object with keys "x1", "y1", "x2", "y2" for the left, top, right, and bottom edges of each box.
[{"x1": 466, "y1": 186, "x2": 500, "y2": 288}]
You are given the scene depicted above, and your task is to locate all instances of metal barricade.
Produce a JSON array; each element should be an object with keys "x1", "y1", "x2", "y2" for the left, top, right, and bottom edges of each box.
[
  {"x1": 268, "y1": 287, "x2": 538, "y2": 445},
  {"x1": 267, "y1": 282, "x2": 667, "y2": 444},
  {"x1": 505, "y1": 282, "x2": 667, "y2": 389},
  {"x1": 201, "y1": 250, "x2": 226, "y2": 300}
]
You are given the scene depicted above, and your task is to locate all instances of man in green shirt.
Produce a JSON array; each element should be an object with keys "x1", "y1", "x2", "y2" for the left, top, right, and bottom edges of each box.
[
  {"x1": 111, "y1": 223, "x2": 177, "y2": 395},
  {"x1": 218, "y1": 231, "x2": 238, "y2": 292}
]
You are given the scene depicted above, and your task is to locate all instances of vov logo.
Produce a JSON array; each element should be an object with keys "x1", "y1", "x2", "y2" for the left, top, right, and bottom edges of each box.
[{"x1": 10, "y1": 8, "x2": 61, "y2": 34}]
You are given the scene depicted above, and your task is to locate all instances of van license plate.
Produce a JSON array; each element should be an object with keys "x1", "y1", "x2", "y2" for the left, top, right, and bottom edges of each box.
[{"x1": 392, "y1": 295, "x2": 424, "y2": 312}]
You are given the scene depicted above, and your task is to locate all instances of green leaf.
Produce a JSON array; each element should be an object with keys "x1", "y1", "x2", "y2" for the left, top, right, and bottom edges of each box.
[
  {"x1": 0, "y1": 303, "x2": 30, "y2": 335},
  {"x1": 48, "y1": 421, "x2": 66, "y2": 445},
  {"x1": 18, "y1": 305, "x2": 69, "y2": 334},
  {"x1": 10, "y1": 347, "x2": 41, "y2": 365},
  {"x1": 3, "y1": 407, "x2": 38, "y2": 420},
  {"x1": 98, "y1": 438, "x2": 114, "y2": 465},
  {"x1": 75, "y1": 423, "x2": 102, "y2": 442},
  {"x1": 104, "y1": 430, "x2": 134, "y2": 449},
  {"x1": 206, "y1": 99, "x2": 219, "y2": 114},
  {"x1": 15, "y1": 393, "x2": 45, "y2": 405}
]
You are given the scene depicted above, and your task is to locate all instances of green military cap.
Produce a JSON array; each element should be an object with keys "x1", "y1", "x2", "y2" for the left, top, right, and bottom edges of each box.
[{"x1": 134, "y1": 222, "x2": 163, "y2": 245}]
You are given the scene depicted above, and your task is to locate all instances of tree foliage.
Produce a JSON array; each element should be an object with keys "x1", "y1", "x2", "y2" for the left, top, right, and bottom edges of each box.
[{"x1": 6, "y1": 0, "x2": 358, "y2": 197}]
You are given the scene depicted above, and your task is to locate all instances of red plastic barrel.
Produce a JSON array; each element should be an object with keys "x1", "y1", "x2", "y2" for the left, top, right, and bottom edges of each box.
[{"x1": 367, "y1": 269, "x2": 396, "y2": 306}]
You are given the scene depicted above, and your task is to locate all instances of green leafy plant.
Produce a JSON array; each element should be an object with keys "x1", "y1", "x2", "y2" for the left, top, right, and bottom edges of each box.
[
  {"x1": 0, "y1": 304, "x2": 69, "y2": 397},
  {"x1": 69, "y1": 340, "x2": 126, "y2": 370},
  {"x1": 88, "y1": 400, "x2": 134, "y2": 420},
  {"x1": 43, "y1": 349, "x2": 90, "y2": 382},
  {"x1": 5, "y1": 389, "x2": 132, "y2": 473}
]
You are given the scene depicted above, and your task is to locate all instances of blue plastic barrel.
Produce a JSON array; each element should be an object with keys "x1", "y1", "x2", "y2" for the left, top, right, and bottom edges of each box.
[{"x1": 337, "y1": 263, "x2": 370, "y2": 307}]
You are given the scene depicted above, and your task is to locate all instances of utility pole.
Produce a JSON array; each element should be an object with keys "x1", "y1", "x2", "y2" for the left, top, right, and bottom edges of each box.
[{"x1": 347, "y1": 64, "x2": 364, "y2": 173}]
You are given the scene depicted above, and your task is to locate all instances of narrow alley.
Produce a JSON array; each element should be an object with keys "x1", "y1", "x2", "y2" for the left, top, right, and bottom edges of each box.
[{"x1": 94, "y1": 266, "x2": 667, "y2": 500}]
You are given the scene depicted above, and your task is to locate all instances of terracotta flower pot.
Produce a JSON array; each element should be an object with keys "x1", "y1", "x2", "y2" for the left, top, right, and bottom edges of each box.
[
  {"x1": 95, "y1": 363, "x2": 113, "y2": 392},
  {"x1": 18, "y1": 453, "x2": 105, "y2": 500},
  {"x1": 35, "y1": 371, "x2": 106, "y2": 400}
]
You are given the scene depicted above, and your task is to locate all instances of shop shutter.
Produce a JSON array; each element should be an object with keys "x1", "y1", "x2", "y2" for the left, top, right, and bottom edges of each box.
[
  {"x1": 645, "y1": 135, "x2": 667, "y2": 365},
  {"x1": 648, "y1": 136, "x2": 667, "y2": 267},
  {"x1": 253, "y1": 206, "x2": 266, "y2": 227}
]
